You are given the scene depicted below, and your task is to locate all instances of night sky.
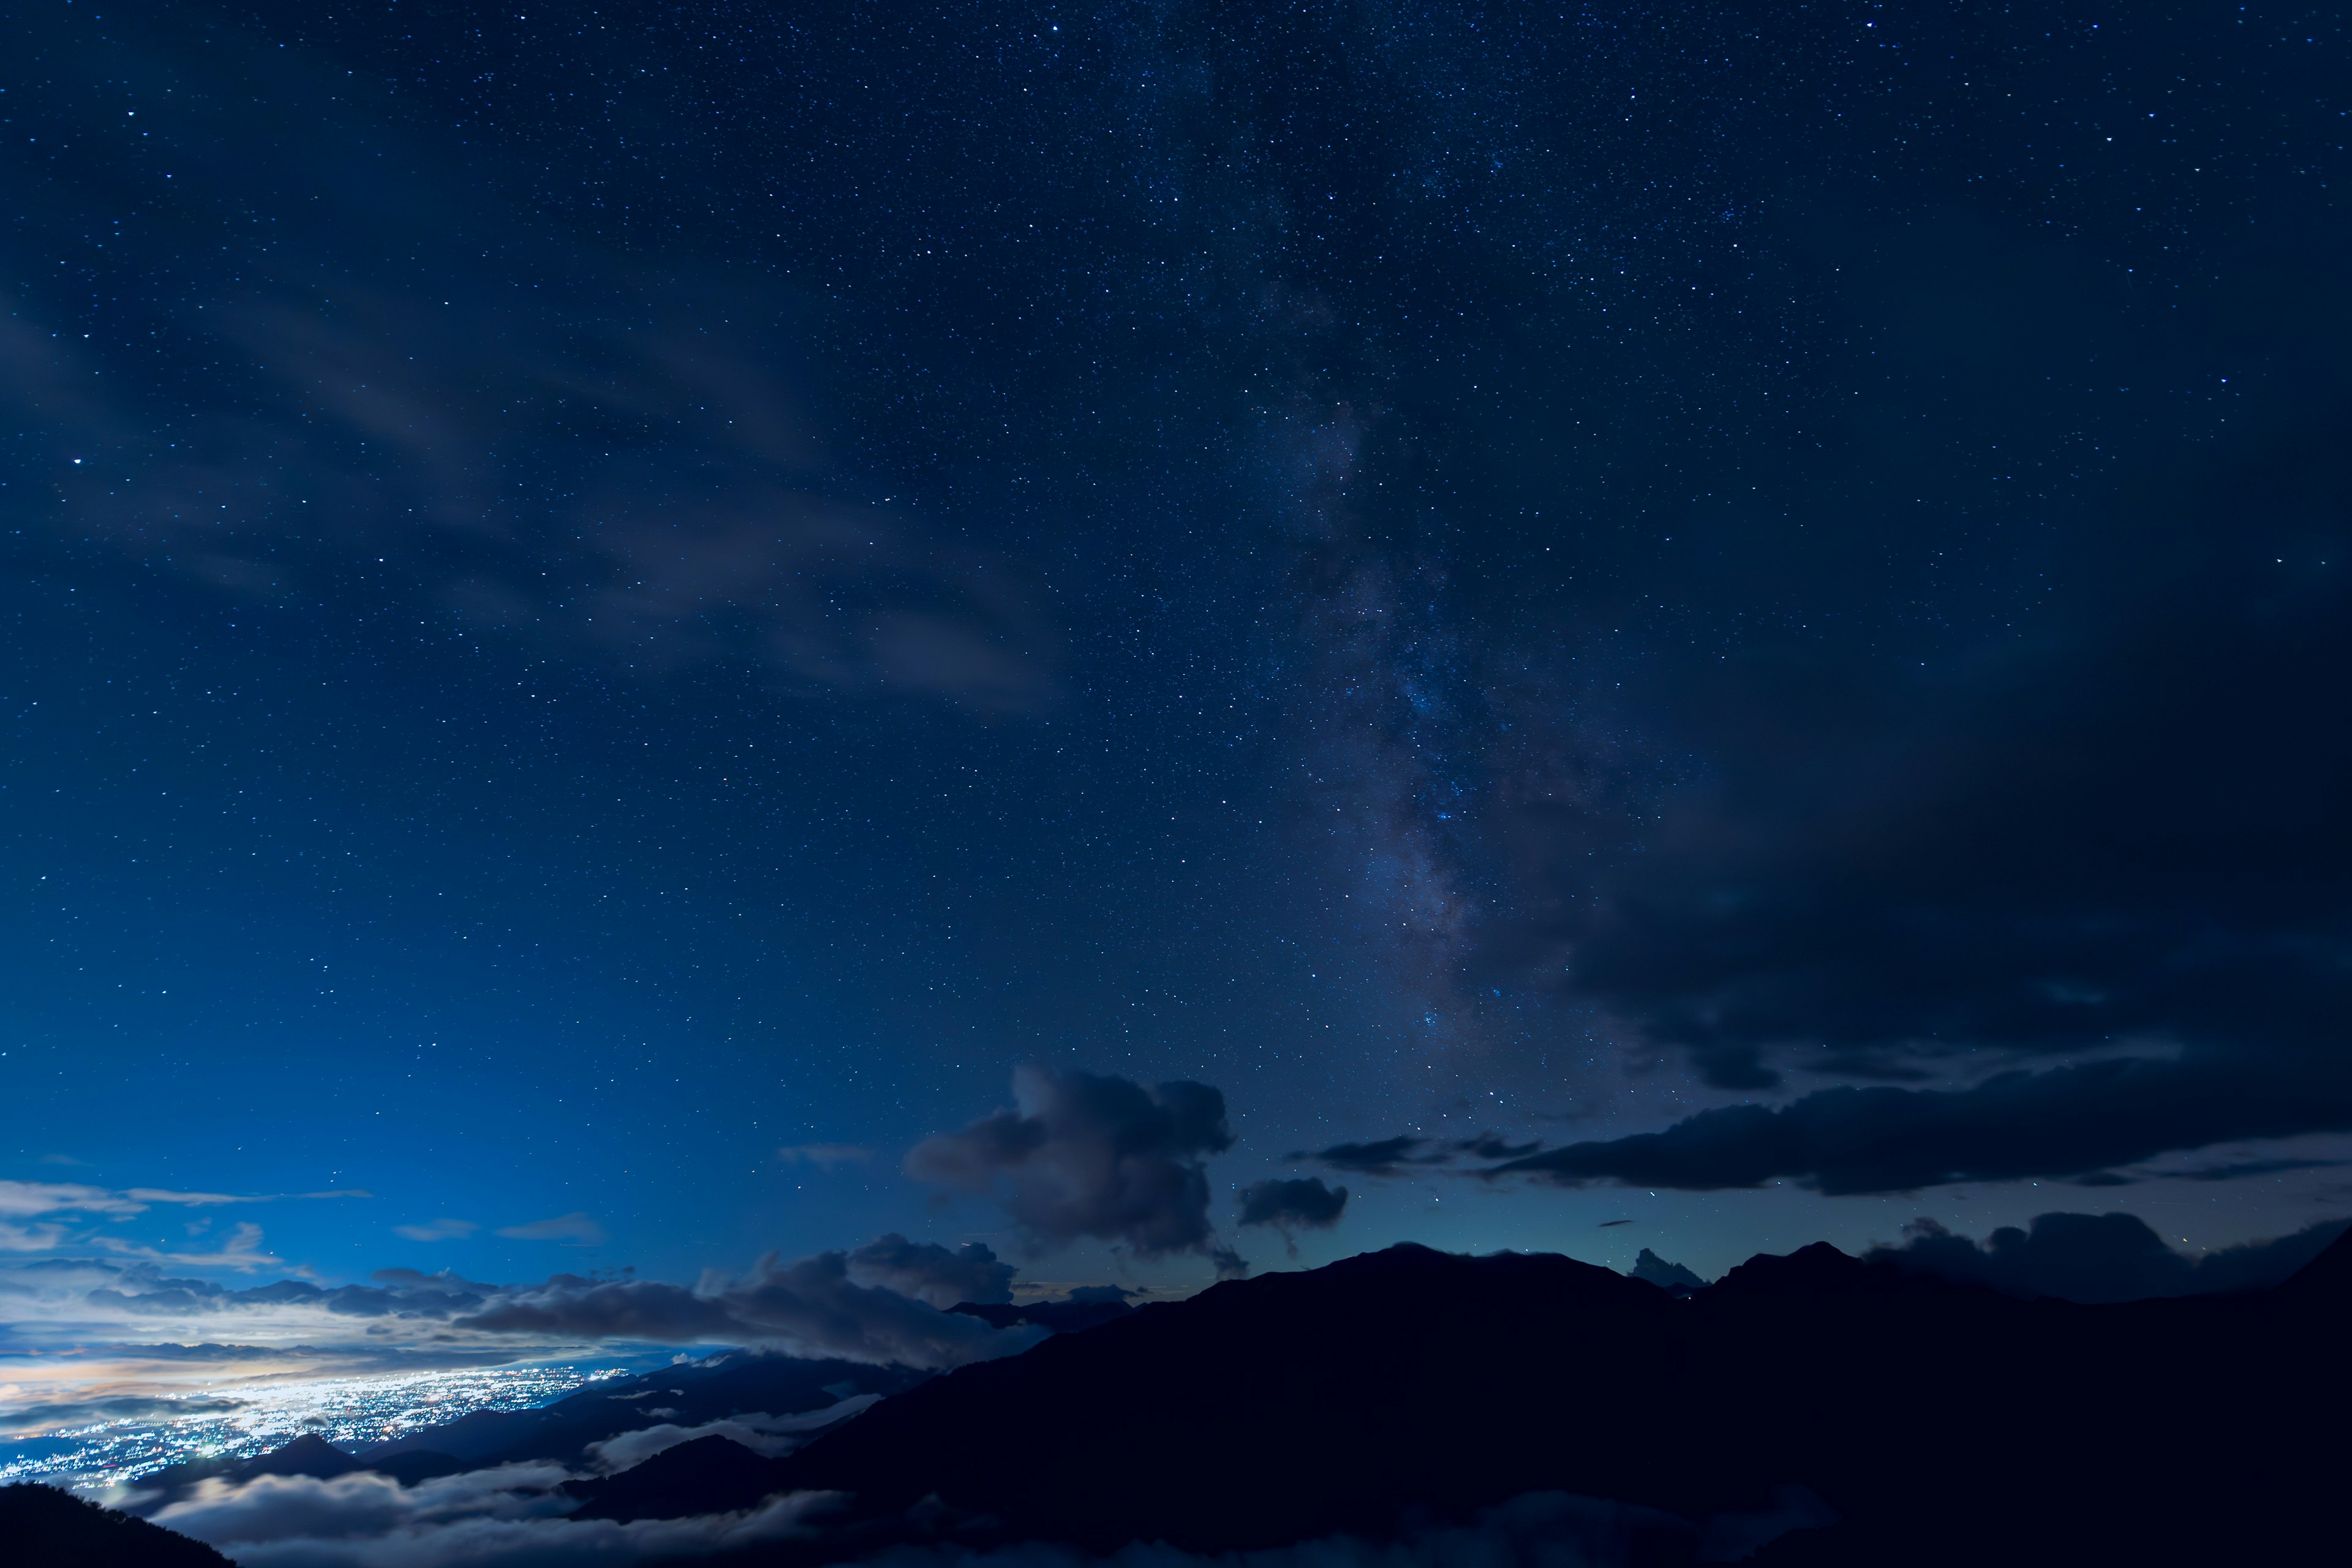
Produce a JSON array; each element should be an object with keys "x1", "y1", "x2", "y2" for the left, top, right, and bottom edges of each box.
[{"x1": 6, "y1": 0, "x2": 2348, "y2": 1325}]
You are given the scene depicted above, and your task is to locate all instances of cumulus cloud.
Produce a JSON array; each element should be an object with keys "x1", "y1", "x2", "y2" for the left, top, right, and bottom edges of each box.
[
  {"x1": 1237, "y1": 1180, "x2": 1349, "y2": 1257},
  {"x1": 496, "y1": 1215, "x2": 608, "y2": 1245},
  {"x1": 907, "y1": 1068, "x2": 1238, "y2": 1263},
  {"x1": 456, "y1": 1248, "x2": 1040, "y2": 1368},
  {"x1": 1480, "y1": 1056, "x2": 2352, "y2": 1195},
  {"x1": 1864, "y1": 1212, "x2": 2352, "y2": 1304},
  {"x1": 844, "y1": 1235, "x2": 1017, "y2": 1308}
]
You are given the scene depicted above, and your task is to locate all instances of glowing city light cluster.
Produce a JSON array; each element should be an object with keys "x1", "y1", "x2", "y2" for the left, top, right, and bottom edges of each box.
[{"x1": 2, "y1": 1363, "x2": 626, "y2": 1491}]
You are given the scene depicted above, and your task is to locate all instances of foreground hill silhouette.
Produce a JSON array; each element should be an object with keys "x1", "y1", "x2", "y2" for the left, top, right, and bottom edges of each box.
[
  {"x1": 580, "y1": 1232, "x2": 2352, "y2": 1564},
  {"x1": 0, "y1": 1483, "x2": 230, "y2": 1568}
]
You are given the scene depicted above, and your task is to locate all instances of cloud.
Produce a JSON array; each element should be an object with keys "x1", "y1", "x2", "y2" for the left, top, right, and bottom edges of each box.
[
  {"x1": 1863, "y1": 1212, "x2": 2352, "y2": 1304},
  {"x1": 844, "y1": 1235, "x2": 1017, "y2": 1309},
  {"x1": 148, "y1": 1459, "x2": 845, "y2": 1566},
  {"x1": 44, "y1": 1261, "x2": 498, "y2": 1325},
  {"x1": 8, "y1": 9, "x2": 1061, "y2": 718},
  {"x1": 496, "y1": 1215, "x2": 608, "y2": 1245},
  {"x1": 149, "y1": 1455, "x2": 1822, "y2": 1568},
  {"x1": 0, "y1": 1394, "x2": 249, "y2": 1441},
  {"x1": 0, "y1": 1182, "x2": 159, "y2": 1219},
  {"x1": 1236, "y1": 1179, "x2": 1349, "y2": 1259},
  {"x1": 1481, "y1": 1054, "x2": 2352, "y2": 1195},
  {"x1": 392, "y1": 1221, "x2": 479, "y2": 1243},
  {"x1": 1295, "y1": 1137, "x2": 1436, "y2": 1178},
  {"x1": 455, "y1": 1247, "x2": 1041, "y2": 1368},
  {"x1": 123, "y1": 1190, "x2": 249, "y2": 1208},
  {"x1": 582, "y1": 1394, "x2": 882, "y2": 1474},
  {"x1": 1294, "y1": 1134, "x2": 1536, "y2": 1179},
  {"x1": 1468, "y1": 537, "x2": 2352, "y2": 1166},
  {"x1": 906, "y1": 1068, "x2": 1238, "y2": 1263},
  {"x1": 0, "y1": 1221, "x2": 67, "y2": 1253},
  {"x1": 777, "y1": 1145, "x2": 874, "y2": 1170},
  {"x1": 0, "y1": 1183, "x2": 371, "y2": 1254},
  {"x1": 91, "y1": 1222, "x2": 284, "y2": 1272}
]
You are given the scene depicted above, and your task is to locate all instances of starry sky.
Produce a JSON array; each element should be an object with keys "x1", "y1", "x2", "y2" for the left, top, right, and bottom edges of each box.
[{"x1": 6, "y1": 0, "x2": 2348, "y2": 1315}]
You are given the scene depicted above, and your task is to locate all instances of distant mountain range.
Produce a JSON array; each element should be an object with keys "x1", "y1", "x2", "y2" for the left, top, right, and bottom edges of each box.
[{"x1": 47, "y1": 1232, "x2": 2350, "y2": 1566}]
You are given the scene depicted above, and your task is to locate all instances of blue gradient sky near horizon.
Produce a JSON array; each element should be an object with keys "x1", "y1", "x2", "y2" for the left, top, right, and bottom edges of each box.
[{"x1": 6, "y1": 0, "x2": 2350, "y2": 1310}]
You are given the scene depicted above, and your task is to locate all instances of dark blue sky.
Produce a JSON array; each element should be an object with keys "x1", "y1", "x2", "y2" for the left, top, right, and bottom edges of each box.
[{"x1": 5, "y1": 1, "x2": 2347, "y2": 1298}]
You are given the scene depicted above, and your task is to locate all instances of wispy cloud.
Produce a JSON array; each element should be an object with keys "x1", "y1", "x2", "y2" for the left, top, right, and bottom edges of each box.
[
  {"x1": 89, "y1": 1222, "x2": 284, "y2": 1272},
  {"x1": 0, "y1": 1182, "x2": 150, "y2": 1218},
  {"x1": 776, "y1": 1144, "x2": 873, "y2": 1170},
  {"x1": 392, "y1": 1219, "x2": 480, "y2": 1243},
  {"x1": 494, "y1": 1214, "x2": 607, "y2": 1246}
]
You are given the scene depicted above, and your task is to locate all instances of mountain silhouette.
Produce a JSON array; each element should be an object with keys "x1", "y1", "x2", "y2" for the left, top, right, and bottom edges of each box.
[
  {"x1": 564, "y1": 1433, "x2": 788, "y2": 1521},
  {"x1": 571, "y1": 1231, "x2": 2351, "y2": 1564}
]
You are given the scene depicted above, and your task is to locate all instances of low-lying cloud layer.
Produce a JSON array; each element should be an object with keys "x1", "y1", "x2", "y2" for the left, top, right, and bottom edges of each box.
[
  {"x1": 0, "y1": 1233, "x2": 1039, "y2": 1435},
  {"x1": 1479, "y1": 1060, "x2": 2352, "y2": 1196},
  {"x1": 1864, "y1": 1212, "x2": 2352, "y2": 1305},
  {"x1": 454, "y1": 1250, "x2": 1038, "y2": 1368},
  {"x1": 149, "y1": 1463, "x2": 839, "y2": 1567},
  {"x1": 145, "y1": 1466, "x2": 1826, "y2": 1568}
]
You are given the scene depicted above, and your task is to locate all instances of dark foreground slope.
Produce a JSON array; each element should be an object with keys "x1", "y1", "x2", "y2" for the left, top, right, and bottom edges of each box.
[
  {"x1": 634, "y1": 1232, "x2": 2352, "y2": 1565},
  {"x1": 0, "y1": 1483, "x2": 231, "y2": 1568}
]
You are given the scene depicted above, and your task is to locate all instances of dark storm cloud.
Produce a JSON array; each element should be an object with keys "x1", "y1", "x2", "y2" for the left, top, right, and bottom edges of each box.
[
  {"x1": 1296, "y1": 1134, "x2": 1535, "y2": 1178},
  {"x1": 1483, "y1": 1054, "x2": 2352, "y2": 1196},
  {"x1": 906, "y1": 1067, "x2": 1238, "y2": 1262},
  {"x1": 1488, "y1": 549, "x2": 2352, "y2": 1087},
  {"x1": 845, "y1": 1233, "x2": 1017, "y2": 1308},
  {"x1": 1865, "y1": 1212, "x2": 2352, "y2": 1305},
  {"x1": 7, "y1": 9, "x2": 1058, "y2": 714},
  {"x1": 1302, "y1": 1137, "x2": 1437, "y2": 1177},
  {"x1": 1238, "y1": 1178, "x2": 1349, "y2": 1232},
  {"x1": 1237, "y1": 1178, "x2": 1348, "y2": 1257},
  {"x1": 1114, "y1": 1, "x2": 2352, "y2": 1181},
  {"x1": 1444, "y1": 199, "x2": 2352, "y2": 1174},
  {"x1": 456, "y1": 1246, "x2": 1037, "y2": 1366},
  {"x1": 2173, "y1": 1158, "x2": 2348, "y2": 1183}
]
